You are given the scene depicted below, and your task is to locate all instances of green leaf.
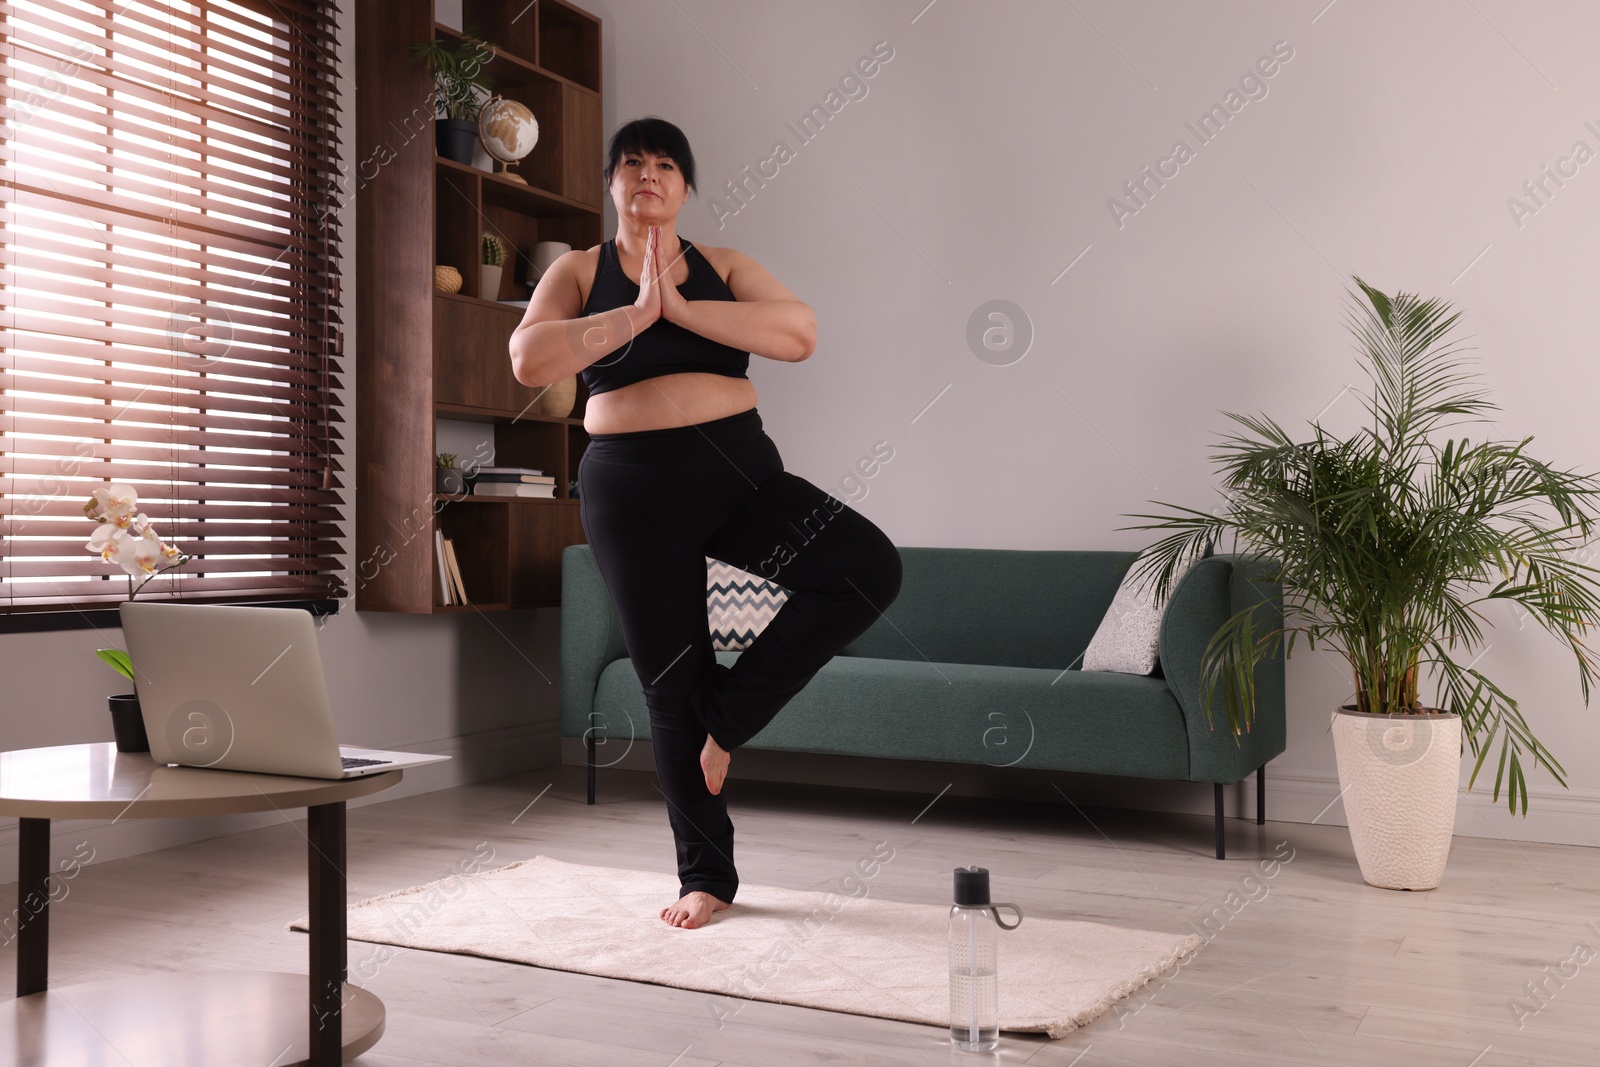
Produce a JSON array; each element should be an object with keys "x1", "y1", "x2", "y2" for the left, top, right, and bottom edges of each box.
[{"x1": 96, "y1": 647, "x2": 136, "y2": 683}]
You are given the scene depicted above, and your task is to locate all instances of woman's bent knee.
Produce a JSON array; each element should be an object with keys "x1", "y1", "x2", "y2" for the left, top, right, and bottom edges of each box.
[{"x1": 853, "y1": 527, "x2": 902, "y2": 608}]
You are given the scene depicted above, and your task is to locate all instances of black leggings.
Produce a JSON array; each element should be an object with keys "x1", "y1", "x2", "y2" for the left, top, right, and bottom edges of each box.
[{"x1": 577, "y1": 406, "x2": 903, "y2": 904}]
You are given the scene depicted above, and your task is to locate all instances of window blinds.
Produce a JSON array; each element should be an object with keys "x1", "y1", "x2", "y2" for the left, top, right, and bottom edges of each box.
[{"x1": 0, "y1": 0, "x2": 345, "y2": 613}]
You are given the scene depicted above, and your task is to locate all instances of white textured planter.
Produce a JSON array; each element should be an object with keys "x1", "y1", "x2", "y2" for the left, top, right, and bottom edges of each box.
[
  {"x1": 478, "y1": 263, "x2": 504, "y2": 301},
  {"x1": 1330, "y1": 706, "x2": 1461, "y2": 890}
]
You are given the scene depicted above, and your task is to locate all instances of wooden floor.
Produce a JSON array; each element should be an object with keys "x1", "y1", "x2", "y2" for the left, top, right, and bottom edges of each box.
[{"x1": 4, "y1": 763, "x2": 1600, "y2": 1066}]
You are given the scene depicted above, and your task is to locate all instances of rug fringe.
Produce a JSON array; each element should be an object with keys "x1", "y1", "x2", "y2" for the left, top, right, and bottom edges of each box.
[{"x1": 1038, "y1": 933, "x2": 1205, "y2": 1038}]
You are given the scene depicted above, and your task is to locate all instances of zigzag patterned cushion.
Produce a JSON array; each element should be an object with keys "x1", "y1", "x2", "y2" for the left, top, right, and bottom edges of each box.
[{"x1": 706, "y1": 557, "x2": 790, "y2": 651}]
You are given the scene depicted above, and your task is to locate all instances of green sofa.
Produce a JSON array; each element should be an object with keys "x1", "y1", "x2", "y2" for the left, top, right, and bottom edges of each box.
[{"x1": 560, "y1": 544, "x2": 1286, "y2": 859}]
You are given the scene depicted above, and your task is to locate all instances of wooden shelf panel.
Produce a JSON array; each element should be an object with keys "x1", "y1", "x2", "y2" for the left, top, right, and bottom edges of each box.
[
  {"x1": 436, "y1": 501, "x2": 509, "y2": 605},
  {"x1": 435, "y1": 164, "x2": 480, "y2": 296},
  {"x1": 435, "y1": 290, "x2": 526, "y2": 315},
  {"x1": 433, "y1": 294, "x2": 542, "y2": 410},
  {"x1": 356, "y1": 0, "x2": 438, "y2": 616},
  {"x1": 431, "y1": 600, "x2": 562, "y2": 613},
  {"x1": 510, "y1": 496, "x2": 585, "y2": 603},
  {"x1": 436, "y1": 401, "x2": 581, "y2": 425},
  {"x1": 433, "y1": 13, "x2": 600, "y2": 95},
  {"x1": 359, "y1": 1, "x2": 599, "y2": 614},
  {"x1": 434, "y1": 494, "x2": 575, "y2": 505},
  {"x1": 537, "y1": 1, "x2": 601, "y2": 93},
  {"x1": 433, "y1": 20, "x2": 535, "y2": 80},
  {"x1": 434, "y1": 156, "x2": 594, "y2": 217}
]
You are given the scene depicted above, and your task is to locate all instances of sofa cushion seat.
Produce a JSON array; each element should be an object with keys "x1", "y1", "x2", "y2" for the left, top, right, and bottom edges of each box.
[{"x1": 591, "y1": 649, "x2": 1190, "y2": 781}]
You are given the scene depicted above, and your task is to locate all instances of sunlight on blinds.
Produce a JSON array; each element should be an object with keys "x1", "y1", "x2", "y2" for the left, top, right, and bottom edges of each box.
[{"x1": 1, "y1": 0, "x2": 344, "y2": 612}]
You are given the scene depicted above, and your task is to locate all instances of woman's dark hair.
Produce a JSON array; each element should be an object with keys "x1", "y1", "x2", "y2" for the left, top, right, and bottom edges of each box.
[{"x1": 603, "y1": 116, "x2": 697, "y2": 197}]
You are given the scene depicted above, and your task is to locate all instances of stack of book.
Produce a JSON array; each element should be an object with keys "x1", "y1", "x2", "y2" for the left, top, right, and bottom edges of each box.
[
  {"x1": 471, "y1": 465, "x2": 557, "y2": 499},
  {"x1": 434, "y1": 531, "x2": 470, "y2": 605}
]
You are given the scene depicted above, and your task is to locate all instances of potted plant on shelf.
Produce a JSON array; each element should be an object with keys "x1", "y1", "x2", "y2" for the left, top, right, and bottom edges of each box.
[
  {"x1": 411, "y1": 32, "x2": 496, "y2": 165},
  {"x1": 1120, "y1": 276, "x2": 1600, "y2": 890},
  {"x1": 84, "y1": 483, "x2": 191, "y2": 753},
  {"x1": 479, "y1": 234, "x2": 508, "y2": 301},
  {"x1": 436, "y1": 452, "x2": 465, "y2": 495}
]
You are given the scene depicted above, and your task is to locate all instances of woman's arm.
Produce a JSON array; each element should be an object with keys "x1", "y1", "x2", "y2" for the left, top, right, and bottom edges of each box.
[
  {"x1": 667, "y1": 246, "x2": 817, "y2": 363},
  {"x1": 509, "y1": 250, "x2": 658, "y2": 388}
]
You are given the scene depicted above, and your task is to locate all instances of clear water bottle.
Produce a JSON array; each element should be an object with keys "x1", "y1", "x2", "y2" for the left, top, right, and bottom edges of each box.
[{"x1": 949, "y1": 865, "x2": 1023, "y2": 1052}]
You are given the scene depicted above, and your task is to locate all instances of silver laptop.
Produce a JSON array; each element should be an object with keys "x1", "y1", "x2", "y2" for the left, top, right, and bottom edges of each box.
[{"x1": 120, "y1": 601, "x2": 451, "y2": 780}]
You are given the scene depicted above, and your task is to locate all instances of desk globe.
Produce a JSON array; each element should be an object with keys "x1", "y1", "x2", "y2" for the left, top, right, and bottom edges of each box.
[{"x1": 478, "y1": 97, "x2": 538, "y2": 184}]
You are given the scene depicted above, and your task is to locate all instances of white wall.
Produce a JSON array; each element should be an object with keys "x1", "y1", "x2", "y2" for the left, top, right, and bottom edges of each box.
[
  {"x1": 563, "y1": 0, "x2": 1600, "y2": 846},
  {"x1": 6, "y1": 1, "x2": 1599, "y2": 868}
]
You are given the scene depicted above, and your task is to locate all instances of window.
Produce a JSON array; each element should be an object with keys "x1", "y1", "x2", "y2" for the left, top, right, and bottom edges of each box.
[{"x1": 0, "y1": 0, "x2": 344, "y2": 620}]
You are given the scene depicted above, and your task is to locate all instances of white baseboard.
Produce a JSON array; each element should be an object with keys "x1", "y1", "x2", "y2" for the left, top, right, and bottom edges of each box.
[
  {"x1": 560, "y1": 738, "x2": 1600, "y2": 849},
  {"x1": 0, "y1": 721, "x2": 560, "y2": 876},
  {"x1": 1263, "y1": 767, "x2": 1600, "y2": 849}
]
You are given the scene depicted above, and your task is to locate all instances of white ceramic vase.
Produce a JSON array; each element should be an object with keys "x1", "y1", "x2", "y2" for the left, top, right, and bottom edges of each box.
[{"x1": 1329, "y1": 705, "x2": 1461, "y2": 890}]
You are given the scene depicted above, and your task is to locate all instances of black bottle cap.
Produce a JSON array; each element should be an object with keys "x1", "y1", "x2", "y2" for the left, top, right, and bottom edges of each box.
[{"x1": 953, "y1": 865, "x2": 990, "y2": 905}]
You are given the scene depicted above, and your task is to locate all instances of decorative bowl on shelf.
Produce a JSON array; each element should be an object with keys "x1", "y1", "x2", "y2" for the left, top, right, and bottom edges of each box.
[{"x1": 434, "y1": 265, "x2": 463, "y2": 294}]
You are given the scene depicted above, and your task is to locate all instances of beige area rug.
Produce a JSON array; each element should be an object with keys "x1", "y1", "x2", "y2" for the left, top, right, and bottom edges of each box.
[{"x1": 288, "y1": 855, "x2": 1202, "y2": 1038}]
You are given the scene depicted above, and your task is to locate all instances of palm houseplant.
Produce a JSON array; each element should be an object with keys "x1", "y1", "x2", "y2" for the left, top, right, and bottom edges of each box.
[
  {"x1": 1120, "y1": 277, "x2": 1600, "y2": 890},
  {"x1": 412, "y1": 32, "x2": 496, "y2": 164}
]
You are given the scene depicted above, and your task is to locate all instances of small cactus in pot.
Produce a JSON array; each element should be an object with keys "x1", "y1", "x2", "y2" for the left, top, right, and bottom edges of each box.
[{"x1": 479, "y1": 234, "x2": 509, "y2": 300}]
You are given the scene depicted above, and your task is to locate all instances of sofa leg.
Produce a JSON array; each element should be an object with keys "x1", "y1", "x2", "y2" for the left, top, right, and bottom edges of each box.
[
  {"x1": 1214, "y1": 782, "x2": 1225, "y2": 860},
  {"x1": 1257, "y1": 764, "x2": 1266, "y2": 825},
  {"x1": 586, "y1": 732, "x2": 597, "y2": 806}
]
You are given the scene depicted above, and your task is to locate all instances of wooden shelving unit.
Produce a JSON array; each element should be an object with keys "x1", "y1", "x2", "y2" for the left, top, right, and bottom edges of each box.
[{"x1": 356, "y1": 0, "x2": 602, "y2": 613}]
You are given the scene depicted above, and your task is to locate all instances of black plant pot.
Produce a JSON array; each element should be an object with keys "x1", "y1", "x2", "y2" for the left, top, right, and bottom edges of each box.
[
  {"x1": 108, "y1": 693, "x2": 149, "y2": 753},
  {"x1": 436, "y1": 119, "x2": 479, "y2": 165},
  {"x1": 436, "y1": 467, "x2": 466, "y2": 495}
]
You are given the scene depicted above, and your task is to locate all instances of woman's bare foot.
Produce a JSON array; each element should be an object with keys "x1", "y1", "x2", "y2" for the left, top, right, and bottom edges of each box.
[
  {"x1": 700, "y1": 733, "x2": 730, "y2": 795},
  {"x1": 660, "y1": 890, "x2": 730, "y2": 928}
]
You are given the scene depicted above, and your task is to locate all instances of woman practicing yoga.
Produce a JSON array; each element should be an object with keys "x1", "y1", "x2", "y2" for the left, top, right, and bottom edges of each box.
[{"x1": 509, "y1": 117, "x2": 903, "y2": 929}]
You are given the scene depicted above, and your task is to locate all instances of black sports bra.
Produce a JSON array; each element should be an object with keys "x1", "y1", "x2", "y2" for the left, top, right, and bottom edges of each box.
[{"x1": 577, "y1": 236, "x2": 751, "y2": 396}]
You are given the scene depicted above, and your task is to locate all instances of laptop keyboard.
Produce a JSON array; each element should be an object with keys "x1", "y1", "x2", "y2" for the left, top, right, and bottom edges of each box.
[{"x1": 341, "y1": 756, "x2": 393, "y2": 769}]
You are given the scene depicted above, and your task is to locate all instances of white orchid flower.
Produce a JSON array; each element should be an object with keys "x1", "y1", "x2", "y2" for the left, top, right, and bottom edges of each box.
[
  {"x1": 86, "y1": 525, "x2": 140, "y2": 574},
  {"x1": 86, "y1": 518, "x2": 184, "y2": 578},
  {"x1": 129, "y1": 530, "x2": 165, "y2": 575},
  {"x1": 83, "y1": 483, "x2": 140, "y2": 529},
  {"x1": 85, "y1": 523, "x2": 118, "y2": 559},
  {"x1": 83, "y1": 482, "x2": 187, "y2": 586}
]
